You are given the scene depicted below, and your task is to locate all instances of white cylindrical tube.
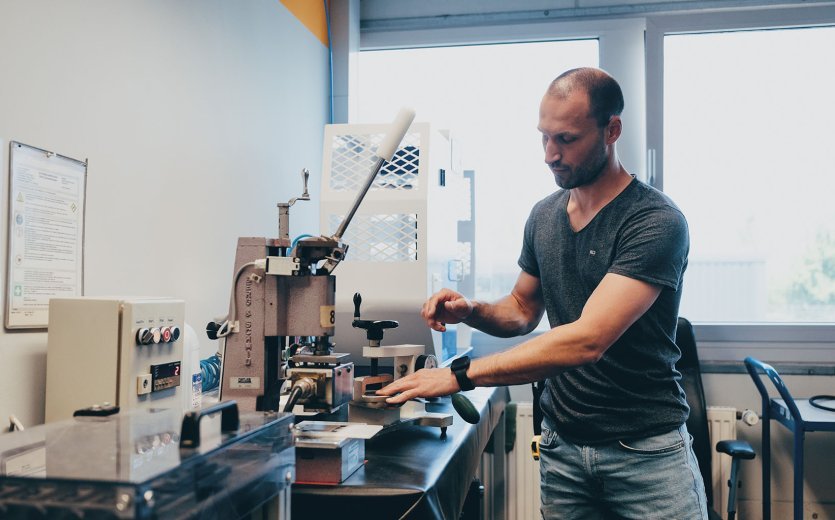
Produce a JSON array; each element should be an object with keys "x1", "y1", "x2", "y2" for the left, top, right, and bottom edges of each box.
[
  {"x1": 376, "y1": 107, "x2": 416, "y2": 161},
  {"x1": 331, "y1": 107, "x2": 417, "y2": 243}
]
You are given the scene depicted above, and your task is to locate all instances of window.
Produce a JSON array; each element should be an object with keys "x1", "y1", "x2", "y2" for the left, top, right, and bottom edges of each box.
[
  {"x1": 356, "y1": 40, "x2": 598, "y2": 313},
  {"x1": 662, "y1": 26, "x2": 835, "y2": 324},
  {"x1": 353, "y1": 5, "x2": 835, "y2": 360}
]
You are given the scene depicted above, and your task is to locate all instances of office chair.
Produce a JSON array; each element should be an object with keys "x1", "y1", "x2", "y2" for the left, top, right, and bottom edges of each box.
[{"x1": 676, "y1": 317, "x2": 756, "y2": 520}]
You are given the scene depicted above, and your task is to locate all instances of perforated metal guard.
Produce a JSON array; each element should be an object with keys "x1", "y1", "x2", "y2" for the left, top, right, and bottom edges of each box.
[
  {"x1": 329, "y1": 214, "x2": 418, "y2": 262},
  {"x1": 329, "y1": 132, "x2": 421, "y2": 191}
]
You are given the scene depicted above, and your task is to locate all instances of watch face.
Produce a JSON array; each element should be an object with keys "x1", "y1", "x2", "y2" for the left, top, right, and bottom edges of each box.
[{"x1": 453, "y1": 356, "x2": 469, "y2": 370}]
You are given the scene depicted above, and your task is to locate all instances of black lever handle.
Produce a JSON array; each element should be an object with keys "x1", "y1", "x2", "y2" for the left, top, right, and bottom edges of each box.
[
  {"x1": 180, "y1": 400, "x2": 239, "y2": 449},
  {"x1": 451, "y1": 393, "x2": 480, "y2": 424},
  {"x1": 353, "y1": 292, "x2": 362, "y2": 319}
]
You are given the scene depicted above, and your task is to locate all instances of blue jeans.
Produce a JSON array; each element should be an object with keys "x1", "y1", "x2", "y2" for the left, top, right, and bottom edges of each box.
[{"x1": 539, "y1": 421, "x2": 708, "y2": 519}]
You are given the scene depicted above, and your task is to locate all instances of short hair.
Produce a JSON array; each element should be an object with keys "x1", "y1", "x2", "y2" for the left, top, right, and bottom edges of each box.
[{"x1": 546, "y1": 68, "x2": 624, "y2": 127}]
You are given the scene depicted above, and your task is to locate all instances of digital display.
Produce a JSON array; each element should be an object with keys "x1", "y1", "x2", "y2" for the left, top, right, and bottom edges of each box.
[{"x1": 151, "y1": 361, "x2": 181, "y2": 392}]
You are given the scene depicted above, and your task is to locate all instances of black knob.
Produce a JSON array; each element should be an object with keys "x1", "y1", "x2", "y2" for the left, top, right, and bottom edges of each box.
[
  {"x1": 206, "y1": 321, "x2": 220, "y2": 340},
  {"x1": 350, "y1": 292, "x2": 399, "y2": 341},
  {"x1": 353, "y1": 319, "x2": 399, "y2": 341}
]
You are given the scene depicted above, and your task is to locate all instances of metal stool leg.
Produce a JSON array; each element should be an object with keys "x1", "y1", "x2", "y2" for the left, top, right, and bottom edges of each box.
[
  {"x1": 793, "y1": 428, "x2": 805, "y2": 520},
  {"x1": 726, "y1": 458, "x2": 741, "y2": 520}
]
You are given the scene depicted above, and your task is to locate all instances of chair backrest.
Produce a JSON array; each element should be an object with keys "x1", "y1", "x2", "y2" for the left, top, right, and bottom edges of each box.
[{"x1": 675, "y1": 316, "x2": 715, "y2": 509}]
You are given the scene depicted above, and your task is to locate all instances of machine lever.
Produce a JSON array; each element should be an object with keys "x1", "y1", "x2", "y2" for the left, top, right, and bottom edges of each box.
[
  {"x1": 332, "y1": 108, "x2": 415, "y2": 242},
  {"x1": 287, "y1": 168, "x2": 311, "y2": 206},
  {"x1": 353, "y1": 292, "x2": 362, "y2": 319}
]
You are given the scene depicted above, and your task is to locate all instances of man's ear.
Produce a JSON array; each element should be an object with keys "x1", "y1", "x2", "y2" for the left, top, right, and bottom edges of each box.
[{"x1": 606, "y1": 116, "x2": 622, "y2": 144}]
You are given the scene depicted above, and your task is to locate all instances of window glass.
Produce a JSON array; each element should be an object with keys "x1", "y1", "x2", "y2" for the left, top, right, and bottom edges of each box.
[
  {"x1": 356, "y1": 40, "x2": 599, "y2": 314},
  {"x1": 664, "y1": 27, "x2": 835, "y2": 323}
]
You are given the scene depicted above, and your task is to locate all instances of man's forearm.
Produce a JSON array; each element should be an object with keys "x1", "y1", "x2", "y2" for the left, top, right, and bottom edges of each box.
[
  {"x1": 463, "y1": 295, "x2": 542, "y2": 338},
  {"x1": 468, "y1": 321, "x2": 600, "y2": 387}
]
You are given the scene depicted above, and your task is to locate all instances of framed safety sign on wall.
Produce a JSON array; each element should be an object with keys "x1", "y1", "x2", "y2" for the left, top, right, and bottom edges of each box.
[{"x1": 5, "y1": 141, "x2": 87, "y2": 329}]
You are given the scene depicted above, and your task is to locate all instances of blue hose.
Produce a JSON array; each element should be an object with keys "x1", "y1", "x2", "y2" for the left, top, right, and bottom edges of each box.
[
  {"x1": 291, "y1": 234, "x2": 314, "y2": 250},
  {"x1": 200, "y1": 355, "x2": 221, "y2": 392}
]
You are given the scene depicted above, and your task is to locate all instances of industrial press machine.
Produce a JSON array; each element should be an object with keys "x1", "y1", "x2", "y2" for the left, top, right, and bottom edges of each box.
[{"x1": 210, "y1": 110, "x2": 478, "y2": 483}]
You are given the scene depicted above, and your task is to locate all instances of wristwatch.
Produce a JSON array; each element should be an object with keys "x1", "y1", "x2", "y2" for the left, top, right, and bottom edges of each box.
[{"x1": 451, "y1": 355, "x2": 475, "y2": 391}]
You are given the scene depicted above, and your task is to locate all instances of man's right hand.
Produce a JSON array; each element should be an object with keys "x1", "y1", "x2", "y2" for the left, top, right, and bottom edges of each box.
[{"x1": 421, "y1": 288, "x2": 473, "y2": 332}]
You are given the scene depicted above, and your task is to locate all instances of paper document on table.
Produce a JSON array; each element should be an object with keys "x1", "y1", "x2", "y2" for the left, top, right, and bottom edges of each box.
[{"x1": 295, "y1": 421, "x2": 383, "y2": 440}]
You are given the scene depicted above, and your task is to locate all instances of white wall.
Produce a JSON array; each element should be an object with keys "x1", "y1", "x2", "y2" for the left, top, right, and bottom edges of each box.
[{"x1": 0, "y1": 0, "x2": 329, "y2": 427}]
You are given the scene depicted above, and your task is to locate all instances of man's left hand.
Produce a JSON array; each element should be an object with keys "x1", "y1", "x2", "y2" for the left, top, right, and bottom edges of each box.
[{"x1": 375, "y1": 367, "x2": 460, "y2": 404}]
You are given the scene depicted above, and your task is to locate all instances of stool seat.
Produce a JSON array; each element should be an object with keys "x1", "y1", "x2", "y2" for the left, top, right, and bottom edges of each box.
[{"x1": 716, "y1": 439, "x2": 755, "y2": 460}]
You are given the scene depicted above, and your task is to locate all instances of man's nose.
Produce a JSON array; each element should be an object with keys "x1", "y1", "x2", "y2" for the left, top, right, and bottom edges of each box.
[{"x1": 544, "y1": 139, "x2": 561, "y2": 164}]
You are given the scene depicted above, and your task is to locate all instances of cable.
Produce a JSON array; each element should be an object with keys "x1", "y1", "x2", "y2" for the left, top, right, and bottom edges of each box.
[
  {"x1": 282, "y1": 377, "x2": 317, "y2": 412},
  {"x1": 283, "y1": 385, "x2": 304, "y2": 413},
  {"x1": 216, "y1": 259, "x2": 266, "y2": 338},
  {"x1": 200, "y1": 354, "x2": 222, "y2": 392},
  {"x1": 809, "y1": 395, "x2": 835, "y2": 412}
]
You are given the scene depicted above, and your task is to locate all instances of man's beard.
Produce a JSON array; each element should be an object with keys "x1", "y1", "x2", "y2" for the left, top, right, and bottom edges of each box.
[{"x1": 551, "y1": 141, "x2": 608, "y2": 190}]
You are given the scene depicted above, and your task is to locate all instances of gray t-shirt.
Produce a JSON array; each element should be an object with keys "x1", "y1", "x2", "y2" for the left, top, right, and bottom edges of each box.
[{"x1": 518, "y1": 177, "x2": 690, "y2": 444}]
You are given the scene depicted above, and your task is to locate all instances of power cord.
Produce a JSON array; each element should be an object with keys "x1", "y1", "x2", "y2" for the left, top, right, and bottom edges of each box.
[
  {"x1": 283, "y1": 385, "x2": 305, "y2": 413},
  {"x1": 809, "y1": 395, "x2": 835, "y2": 412}
]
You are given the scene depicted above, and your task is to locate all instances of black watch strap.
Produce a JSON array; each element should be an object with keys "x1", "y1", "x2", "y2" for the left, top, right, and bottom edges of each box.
[{"x1": 451, "y1": 356, "x2": 475, "y2": 391}]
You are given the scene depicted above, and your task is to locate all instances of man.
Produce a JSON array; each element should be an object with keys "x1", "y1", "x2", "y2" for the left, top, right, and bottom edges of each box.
[{"x1": 377, "y1": 67, "x2": 707, "y2": 519}]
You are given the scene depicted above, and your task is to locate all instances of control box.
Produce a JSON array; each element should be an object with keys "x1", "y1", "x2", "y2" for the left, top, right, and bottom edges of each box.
[{"x1": 45, "y1": 297, "x2": 185, "y2": 422}]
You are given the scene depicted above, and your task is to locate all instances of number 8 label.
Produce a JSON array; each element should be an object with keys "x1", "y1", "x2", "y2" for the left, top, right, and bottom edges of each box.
[{"x1": 320, "y1": 306, "x2": 336, "y2": 328}]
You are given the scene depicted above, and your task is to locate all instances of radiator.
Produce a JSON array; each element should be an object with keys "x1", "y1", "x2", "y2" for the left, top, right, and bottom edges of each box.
[
  {"x1": 707, "y1": 406, "x2": 738, "y2": 519},
  {"x1": 507, "y1": 404, "x2": 738, "y2": 520},
  {"x1": 508, "y1": 402, "x2": 540, "y2": 520}
]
